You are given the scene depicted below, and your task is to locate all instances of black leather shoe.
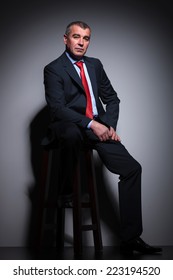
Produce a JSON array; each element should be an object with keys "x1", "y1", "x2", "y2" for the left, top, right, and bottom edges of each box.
[{"x1": 121, "y1": 237, "x2": 162, "y2": 254}]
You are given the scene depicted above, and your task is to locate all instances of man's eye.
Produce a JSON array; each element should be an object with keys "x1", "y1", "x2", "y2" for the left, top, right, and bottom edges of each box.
[
  {"x1": 84, "y1": 37, "x2": 90, "y2": 41},
  {"x1": 73, "y1": 34, "x2": 80, "y2": 38}
]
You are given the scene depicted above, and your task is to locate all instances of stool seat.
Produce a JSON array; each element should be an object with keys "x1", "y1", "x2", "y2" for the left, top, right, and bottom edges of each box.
[{"x1": 36, "y1": 148, "x2": 103, "y2": 255}]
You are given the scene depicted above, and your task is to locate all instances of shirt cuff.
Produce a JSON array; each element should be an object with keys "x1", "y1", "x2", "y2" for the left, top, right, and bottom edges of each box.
[{"x1": 87, "y1": 120, "x2": 93, "y2": 129}]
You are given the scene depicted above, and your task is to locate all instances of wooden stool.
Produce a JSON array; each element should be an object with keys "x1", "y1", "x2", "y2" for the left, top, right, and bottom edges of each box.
[{"x1": 36, "y1": 148, "x2": 103, "y2": 255}]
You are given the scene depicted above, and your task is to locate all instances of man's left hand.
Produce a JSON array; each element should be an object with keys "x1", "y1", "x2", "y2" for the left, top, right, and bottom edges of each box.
[{"x1": 108, "y1": 127, "x2": 121, "y2": 142}]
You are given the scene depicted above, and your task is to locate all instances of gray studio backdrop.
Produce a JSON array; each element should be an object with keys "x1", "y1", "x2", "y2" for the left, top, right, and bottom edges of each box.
[{"x1": 0, "y1": 1, "x2": 173, "y2": 247}]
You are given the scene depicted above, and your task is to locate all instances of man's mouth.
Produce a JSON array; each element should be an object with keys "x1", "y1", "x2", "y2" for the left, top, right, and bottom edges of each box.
[{"x1": 75, "y1": 48, "x2": 84, "y2": 52}]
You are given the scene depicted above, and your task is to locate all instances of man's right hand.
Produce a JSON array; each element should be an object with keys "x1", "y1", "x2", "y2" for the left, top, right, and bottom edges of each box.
[{"x1": 90, "y1": 120, "x2": 121, "y2": 142}]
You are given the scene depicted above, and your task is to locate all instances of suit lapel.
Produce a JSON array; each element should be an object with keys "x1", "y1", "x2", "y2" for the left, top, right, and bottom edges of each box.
[
  {"x1": 61, "y1": 53, "x2": 83, "y2": 89},
  {"x1": 61, "y1": 53, "x2": 98, "y2": 98}
]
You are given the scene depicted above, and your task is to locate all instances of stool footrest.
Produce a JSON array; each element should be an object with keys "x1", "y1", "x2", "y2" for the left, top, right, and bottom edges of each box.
[
  {"x1": 81, "y1": 224, "x2": 97, "y2": 231},
  {"x1": 44, "y1": 224, "x2": 57, "y2": 230},
  {"x1": 44, "y1": 201, "x2": 59, "y2": 208},
  {"x1": 81, "y1": 202, "x2": 90, "y2": 208},
  {"x1": 44, "y1": 201, "x2": 91, "y2": 209}
]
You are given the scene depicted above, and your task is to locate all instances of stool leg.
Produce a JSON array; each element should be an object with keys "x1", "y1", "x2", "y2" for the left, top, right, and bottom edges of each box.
[
  {"x1": 35, "y1": 149, "x2": 49, "y2": 248},
  {"x1": 85, "y1": 150, "x2": 103, "y2": 252},
  {"x1": 36, "y1": 150, "x2": 53, "y2": 248},
  {"x1": 56, "y1": 207, "x2": 65, "y2": 250},
  {"x1": 72, "y1": 160, "x2": 83, "y2": 255}
]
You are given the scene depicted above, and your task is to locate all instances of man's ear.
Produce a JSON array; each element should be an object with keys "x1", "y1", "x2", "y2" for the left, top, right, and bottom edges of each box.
[{"x1": 63, "y1": 34, "x2": 67, "y2": 45}]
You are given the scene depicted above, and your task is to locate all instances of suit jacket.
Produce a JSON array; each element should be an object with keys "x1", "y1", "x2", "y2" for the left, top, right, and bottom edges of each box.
[{"x1": 43, "y1": 52, "x2": 120, "y2": 144}]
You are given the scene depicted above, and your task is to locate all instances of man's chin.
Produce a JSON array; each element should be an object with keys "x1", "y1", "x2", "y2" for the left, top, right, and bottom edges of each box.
[
  {"x1": 67, "y1": 51, "x2": 85, "y2": 60},
  {"x1": 74, "y1": 53, "x2": 84, "y2": 60}
]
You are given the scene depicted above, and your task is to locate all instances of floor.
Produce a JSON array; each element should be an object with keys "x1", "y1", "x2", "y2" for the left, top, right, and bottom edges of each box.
[{"x1": 0, "y1": 246, "x2": 173, "y2": 260}]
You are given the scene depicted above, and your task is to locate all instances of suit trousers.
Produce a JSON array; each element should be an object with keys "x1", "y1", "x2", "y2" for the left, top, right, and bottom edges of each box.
[{"x1": 48, "y1": 121, "x2": 143, "y2": 242}]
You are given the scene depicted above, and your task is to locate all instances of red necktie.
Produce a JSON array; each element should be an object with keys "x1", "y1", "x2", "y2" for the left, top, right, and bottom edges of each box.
[{"x1": 75, "y1": 61, "x2": 93, "y2": 119}]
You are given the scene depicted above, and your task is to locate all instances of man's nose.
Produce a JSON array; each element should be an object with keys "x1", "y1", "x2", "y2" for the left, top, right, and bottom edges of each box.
[{"x1": 78, "y1": 38, "x2": 84, "y2": 45}]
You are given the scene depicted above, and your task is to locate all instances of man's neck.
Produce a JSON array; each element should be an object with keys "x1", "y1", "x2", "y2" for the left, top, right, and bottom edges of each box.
[{"x1": 65, "y1": 50, "x2": 83, "y2": 61}]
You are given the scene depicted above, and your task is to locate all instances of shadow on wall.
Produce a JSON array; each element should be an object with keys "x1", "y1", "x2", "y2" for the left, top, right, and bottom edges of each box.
[
  {"x1": 26, "y1": 106, "x2": 50, "y2": 247},
  {"x1": 26, "y1": 106, "x2": 120, "y2": 248}
]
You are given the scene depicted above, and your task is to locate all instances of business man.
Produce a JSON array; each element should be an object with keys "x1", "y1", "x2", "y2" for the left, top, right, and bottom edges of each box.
[{"x1": 43, "y1": 21, "x2": 162, "y2": 254}]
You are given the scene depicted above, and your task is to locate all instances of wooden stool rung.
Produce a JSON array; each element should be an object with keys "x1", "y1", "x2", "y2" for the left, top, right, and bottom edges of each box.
[
  {"x1": 81, "y1": 202, "x2": 91, "y2": 208},
  {"x1": 44, "y1": 224, "x2": 57, "y2": 230},
  {"x1": 81, "y1": 224, "x2": 97, "y2": 231}
]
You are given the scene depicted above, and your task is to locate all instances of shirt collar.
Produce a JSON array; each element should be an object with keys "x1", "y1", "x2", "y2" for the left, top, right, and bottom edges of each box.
[{"x1": 65, "y1": 52, "x2": 84, "y2": 64}]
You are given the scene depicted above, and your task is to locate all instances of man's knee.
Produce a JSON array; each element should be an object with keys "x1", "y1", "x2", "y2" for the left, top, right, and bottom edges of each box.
[
  {"x1": 50, "y1": 121, "x2": 83, "y2": 148},
  {"x1": 60, "y1": 123, "x2": 83, "y2": 148},
  {"x1": 129, "y1": 159, "x2": 142, "y2": 176}
]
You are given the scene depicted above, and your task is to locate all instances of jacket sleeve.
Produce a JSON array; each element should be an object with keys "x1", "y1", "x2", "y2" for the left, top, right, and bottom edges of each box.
[
  {"x1": 96, "y1": 60, "x2": 120, "y2": 129},
  {"x1": 44, "y1": 64, "x2": 91, "y2": 128}
]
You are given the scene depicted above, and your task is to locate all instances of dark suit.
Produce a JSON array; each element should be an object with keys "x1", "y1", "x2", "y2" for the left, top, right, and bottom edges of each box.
[{"x1": 43, "y1": 52, "x2": 143, "y2": 242}]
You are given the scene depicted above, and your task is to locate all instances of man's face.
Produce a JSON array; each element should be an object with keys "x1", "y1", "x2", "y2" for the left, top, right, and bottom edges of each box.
[{"x1": 64, "y1": 25, "x2": 91, "y2": 59}]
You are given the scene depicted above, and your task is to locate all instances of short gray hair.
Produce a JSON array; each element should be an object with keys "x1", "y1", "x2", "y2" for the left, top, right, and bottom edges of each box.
[{"x1": 65, "y1": 21, "x2": 91, "y2": 35}]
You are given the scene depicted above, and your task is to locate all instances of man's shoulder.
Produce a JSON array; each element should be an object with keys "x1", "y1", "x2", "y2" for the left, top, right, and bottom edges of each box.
[
  {"x1": 84, "y1": 56, "x2": 103, "y2": 72},
  {"x1": 44, "y1": 53, "x2": 66, "y2": 70},
  {"x1": 84, "y1": 55, "x2": 101, "y2": 65}
]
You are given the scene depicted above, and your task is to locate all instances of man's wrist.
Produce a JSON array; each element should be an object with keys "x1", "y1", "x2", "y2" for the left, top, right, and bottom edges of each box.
[{"x1": 87, "y1": 120, "x2": 93, "y2": 129}]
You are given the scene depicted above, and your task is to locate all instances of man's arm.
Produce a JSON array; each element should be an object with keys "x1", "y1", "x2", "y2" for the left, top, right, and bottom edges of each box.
[
  {"x1": 89, "y1": 59, "x2": 121, "y2": 141},
  {"x1": 96, "y1": 60, "x2": 120, "y2": 130}
]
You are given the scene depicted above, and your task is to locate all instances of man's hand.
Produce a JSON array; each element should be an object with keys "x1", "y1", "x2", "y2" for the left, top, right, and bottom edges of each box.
[
  {"x1": 108, "y1": 126, "x2": 121, "y2": 142},
  {"x1": 90, "y1": 120, "x2": 121, "y2": 142}
]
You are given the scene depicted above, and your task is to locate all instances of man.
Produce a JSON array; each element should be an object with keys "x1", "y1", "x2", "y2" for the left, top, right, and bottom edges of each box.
[{"x1": 43, "y1": 21, "x2": 162, "y2": 254}]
